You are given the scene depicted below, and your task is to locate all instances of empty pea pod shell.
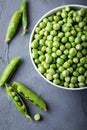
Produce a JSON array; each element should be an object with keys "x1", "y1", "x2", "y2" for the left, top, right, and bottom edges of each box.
[
  {"x1": 12, "y1": 82, "x2": 47, "y2": 112},
  {"x1": 5, "y1": 84, "x2": 32, "y2": 120},
  {"x1": 5, "y1": 11, "x2": 22, "y2": 43},
  {"x1": 0, "y1": 57, "x2": 21, "y2": 87}
]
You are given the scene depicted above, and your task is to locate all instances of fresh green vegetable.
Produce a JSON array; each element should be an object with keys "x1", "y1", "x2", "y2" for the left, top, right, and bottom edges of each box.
[
  {"x1": 5, "y1": 11, "x2": 22, "y2": 43},
  {"x1": 20, "y1": 0, "x2": 28, "y2": 35},
  {"x1": 0, "y1": 57, "x2": 21, "y2": 87},
  {"x1": 34, "y1": 113, "x2": 41, "y2": 121},
  {"x1": 31, "y1": 7, "x2": 87, "y2": 88},
  {"x1": 12, "y1": 82, "x2": 47, "y2": 111},
  {"x1": 5, "y1": 84, "x2": 32, "y2": 120}
]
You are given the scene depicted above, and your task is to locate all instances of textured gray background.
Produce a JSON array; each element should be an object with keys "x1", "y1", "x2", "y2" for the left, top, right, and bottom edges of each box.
[{"x1": 0, "y1": 0, "x2": 87, "y2": 130}]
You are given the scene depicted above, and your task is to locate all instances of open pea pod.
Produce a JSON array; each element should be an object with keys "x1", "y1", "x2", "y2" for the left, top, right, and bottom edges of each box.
[
  {"x1": 12, "y1": 82, "x2": 47, "y2": 112},
  {"x1": 5, "y1": 84, "x2": 32, "y2": 120}
]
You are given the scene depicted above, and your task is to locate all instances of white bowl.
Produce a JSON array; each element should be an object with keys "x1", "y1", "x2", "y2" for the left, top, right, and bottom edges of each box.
[{"x1": 29, "y1": 4, "x2": 87, "y2": 90}]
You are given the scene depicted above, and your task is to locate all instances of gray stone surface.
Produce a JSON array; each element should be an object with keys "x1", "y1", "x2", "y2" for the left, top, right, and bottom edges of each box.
[{"x1": 0, "y1": 0, "x2": 87, "y2": 130}]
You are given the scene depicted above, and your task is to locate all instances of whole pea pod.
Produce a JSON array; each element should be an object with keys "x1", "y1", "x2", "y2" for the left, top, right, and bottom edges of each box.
[
  {"x1": 5, "y1": 84, "x2": 32, "y2": 120},
  {"x1": 5, "y1": 11, "x2": 22, "y2": 43},
  {"x1": 12, "y1": 82, "x2": 47, "y2": 112},
  {"x1": 0, "y1": 57, "x2": 21, "y2": 87},
  {"x1": 20, "y1": 0, "x2": 28, "y2": 35}
]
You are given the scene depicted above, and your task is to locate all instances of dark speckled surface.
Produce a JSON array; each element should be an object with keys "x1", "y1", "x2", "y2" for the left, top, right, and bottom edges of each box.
[{"x1": 0, "y1": 0, "x2": 87, "y2": 130}]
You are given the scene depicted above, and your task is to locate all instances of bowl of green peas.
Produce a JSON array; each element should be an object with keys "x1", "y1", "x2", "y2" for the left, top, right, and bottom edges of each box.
[{"x1": 29, "y1": 5, "x2": 87, "y2": 90}]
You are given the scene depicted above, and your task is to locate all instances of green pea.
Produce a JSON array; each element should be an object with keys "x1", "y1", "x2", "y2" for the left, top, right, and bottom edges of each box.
[
  {"x1": 78, "y1": 67, "x2": 85, "y2": 74},
  {"x1": 64, "y1": 82, "x2": 69, "y2": 87},
  {"x1": 61, "y1": 37, "x2": 67, "y2": 43},
  {"x1": 57, "y1": 58, "x2": 64, "y2": 65},
  {"x1": 53, "y1": 79, "x2": 60, "y2": 85},
  {"x1": 71, "y1": 76, "x2": 77, "y2": 83},
  {"x1": 47, "y1": 68, "x2": 55, "y2": 75},
  {"x1": 75, "y1": 37, "x2": 81, "y2": 44},
  {"x1": 65, "y1": 32, "x2": 71, "y2": 37},
  {"x1": 82, "y1": 42, "x2": 87, "y2": 48},
  {"x1": 43, "y1": 62, "x2": 49, "y2": 69},
  {"x1": 80, "y1": 57, "x2": 87, "y2": 65},
  {"x1": 35, "y1": 27, "x2": 40, "y2": 33},
  {"x1": 62, "y1": 70, "x2": 69, "y2": 77},
  {"x1": 14, "y1": 96, "x2": 19, "y2": 101},
  {"x1": 76, "y1": 44, "x2": 82, "y2": 50},
  {"x1": 31, "y1": 40, "x2": 38, "y2": 49},
  {"x1": 0, "y1": 57, "x2": 20, "y2": 87},
  {"x1": 5, "y1": 84, "x2": 32, "y2": 120},
  {"x1": 84, "y1": 71, "x2": 87, "y2": 77},
  {"x1": 38, "y1": 65, "x2": 45, "y2": 74},
  {"x1": 65, "y1": 76, "x2": 70, "y2": 82},
  {"x1": 69, "y1": 83, "x2": 74, "y2": 88},
  {"x1": 34, "y1": 114, "x2": 41, "y2": 121},
  {"x1": 77, "y1": 51, "x2": 82, "y2": 58},
  {"x1": 73, "y1": 57, "x2": 79, "y2": 63},
  {"x1": 5, "y1": 11, "x2": 22, "y2": 43},
  {"x1": 69, "y1": 36, "x2": 74, "y2": 42},
  {"x1": 76, "y1": 16, "x2": 82, "y2": 22},
  {"x1": 12, "y1": 82, "x2": 47, "y2": 112},
  {"x1": 11, "y1": 92, "x2": 16, "y2": 97},
  {"x1": 79, "y1": 82, "x2": 85, "y2": 87},
  {"x1": 53, "y1": 41, "x2": 59, "y2": 48},
  {"x1": 78, "y1": 75, "x2": 85, "y2": 82},
  {"x1": 53, "y1": 73, "x2": 59, "y2": 79},
  {"x1": 69, "y1": 48, "x2": 77, "y2": 57},
  {"x1": 45, "y1": 55, "x2": 52, "y2": 63},
  {"x1": 79, "y1": 21, "x2": 85, "y2": 28},
  {"x1": 46, "y1": 73, "x2": 52, "y2": 80},
  {"x1": 63, "y1": 61, "x2": 70, "y2": 68},
  {"x1": 20, "y1": 0, "x2": 28, "y2": 35},
  {"x1": 56, "y1": 50, "x2": 62, "y2": 56},
  {"x1": 81, "y1": 35, "x2": 87, "y2": 41},
  {"x1": 39, "y1": 22, "x2": 46, "y2": 28},
  {"x1": 53, "y1": 23, "x2": 60, "y2": 30},
  {"x1": 59, "y1": 66, "x2": 64, "y2": 72},
  {"x1": 73, "y1": 71, "x2": 79, "y2": 77},
  {"x1": 65, "y1": 43, "x2": 71, "y2": 49}
]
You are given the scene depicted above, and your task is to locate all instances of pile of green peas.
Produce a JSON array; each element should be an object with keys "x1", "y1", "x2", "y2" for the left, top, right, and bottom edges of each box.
[{"x1": 31, "y1": 6, "x2": 87, "y2": 88}]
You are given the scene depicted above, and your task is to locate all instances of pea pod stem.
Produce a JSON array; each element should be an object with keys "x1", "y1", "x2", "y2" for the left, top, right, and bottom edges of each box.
[
  {"x1": 20, "y1": 0, "x2": 28, "y2": 35},
  {"x1": 12, "y1": 82, "x2": 47, "y2": 112},
  {"x1": 5, "y1": 11, "x2": 22, "y2": 43},
  {"x1": 5, "y1": 84, "x2": 32, "y2": 120},
  {"x1": 0, "y1": 57, "x2": 21, "y2": 87}
]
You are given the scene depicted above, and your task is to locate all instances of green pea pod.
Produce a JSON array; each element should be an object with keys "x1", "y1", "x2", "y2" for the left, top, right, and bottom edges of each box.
[
  {"x1": 5, "y1": 11, "x2": 22, "y2": 43},
  {"x1": 0, "y1": 57, "x2": 21, "y2": 87},
  {"x1": 20, "y1": 0, "x2": 28, "y2": 35},
  {"x1": 5, "y1": 84, "x2": 32, "y2": 120},
  {"x1": 12, "y1": 82, "x2": 47, "y2": 112}
]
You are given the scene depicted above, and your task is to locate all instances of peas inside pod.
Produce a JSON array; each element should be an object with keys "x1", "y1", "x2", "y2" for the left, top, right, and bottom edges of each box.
[{"x1": 31, "y1": 6, "x2": 87, "y2": 88}]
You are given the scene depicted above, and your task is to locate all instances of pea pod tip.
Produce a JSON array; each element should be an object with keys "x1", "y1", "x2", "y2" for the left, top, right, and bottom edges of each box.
[
  {"x1": 21, "y1": 29, "x2": 28, "y2": 36},
  {"x1": 25, "y1": 114, "x2": 32, "y2": 121}
]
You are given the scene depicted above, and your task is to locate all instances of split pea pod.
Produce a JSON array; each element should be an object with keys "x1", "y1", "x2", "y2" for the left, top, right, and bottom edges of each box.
[
  {"x1": 0, "y1": 57, "x2": 21, "y2": 87},
  {"x1": 5, "y1": 84, "x2": 32, "y2": 120},
  {"x1": 12, "y1": 82, "x2": 47, "y2": 112},
  {"x1": 20, "y1": 0, "x2": 28, "y2": 35},
  {"x1": 5, "y1": 11, "x2": 22, "y2": 43}
]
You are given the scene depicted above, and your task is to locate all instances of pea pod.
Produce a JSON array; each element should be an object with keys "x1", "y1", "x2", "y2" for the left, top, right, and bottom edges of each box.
[
  {"x1": 5, "y1": 84, "x2": 32, "y2": 120},
  {"x1": 0, "y1": 57, "x2": 21, "y2": 87},
  {"x1": 12, "y1": 82, "x2": 47, "y2": 112},
  {"x1": 5, "y1": 11, "x2": 22, "y2": 43},
  {"x1": 20, "y1": 0, "x2": 28, "y2": 35}
]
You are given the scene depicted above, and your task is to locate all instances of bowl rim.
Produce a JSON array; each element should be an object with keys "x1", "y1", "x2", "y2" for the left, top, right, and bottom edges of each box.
[{"x1": 29, "y1": 4, "x2": 87, "y2": 91}]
